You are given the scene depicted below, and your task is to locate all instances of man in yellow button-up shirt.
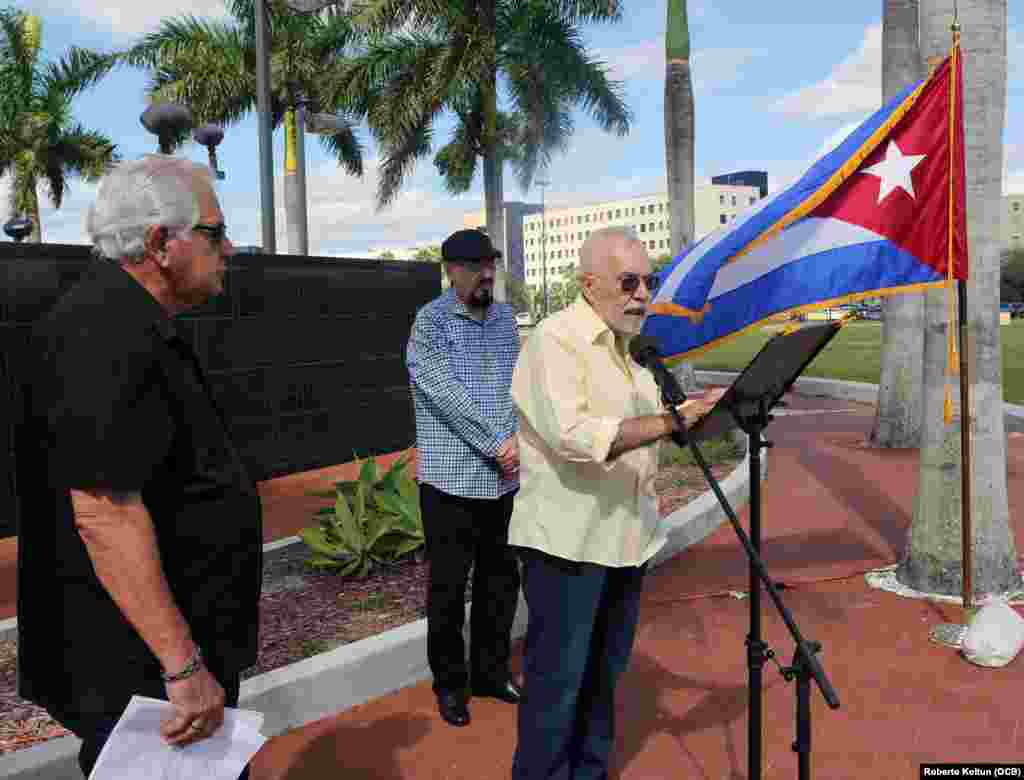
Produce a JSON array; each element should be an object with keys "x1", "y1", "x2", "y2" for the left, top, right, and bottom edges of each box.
[{"x1": 509, "y1": 227, "x2": 719, "y2": 779}]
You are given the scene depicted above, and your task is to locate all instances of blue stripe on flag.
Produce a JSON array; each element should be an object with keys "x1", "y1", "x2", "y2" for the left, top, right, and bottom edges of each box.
[{"x1": 646, "y1": 240, "x2": 942, "y2": 360}]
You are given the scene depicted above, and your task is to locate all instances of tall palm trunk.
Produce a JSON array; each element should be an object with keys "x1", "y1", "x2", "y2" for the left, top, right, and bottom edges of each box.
[
  {"x1": 13, "y1": 157, "x2": 42, "y2": 243},
  {"x1": 898, "y1": 0, "x2": 1019, "y2": 598},
  {"x1": 871, "y1": 0, "x2": 925, "y2": 448},
  {"x1": 664, "y1": 0, "x2": 697, "y2": 391},
  {"x1": 283, "y1": 106, "x2": 308, "y2": 255}
]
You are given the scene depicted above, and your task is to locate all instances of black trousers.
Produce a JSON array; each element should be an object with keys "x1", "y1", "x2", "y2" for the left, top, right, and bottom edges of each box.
[
  {"x1": 49, "y1": 662, "x2": 247, "y2": 779},
  {"x1": 419, "y1": 482, "x2": 520, "y2": 692}
]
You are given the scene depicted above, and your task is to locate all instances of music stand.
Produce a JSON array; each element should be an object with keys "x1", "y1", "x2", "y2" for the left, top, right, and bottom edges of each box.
[{"x1": 668, "y1": 321, "x2": 844, "y2": 780}]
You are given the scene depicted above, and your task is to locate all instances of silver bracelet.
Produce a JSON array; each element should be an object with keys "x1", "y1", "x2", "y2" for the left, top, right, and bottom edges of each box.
[{"x1": 161, "y1": 646, "x2": 203, "y2": 683}]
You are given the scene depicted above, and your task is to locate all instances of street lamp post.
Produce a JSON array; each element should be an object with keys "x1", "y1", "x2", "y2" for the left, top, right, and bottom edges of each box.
[
  {"x1": 193, "y1": 124, "x2": 226, "y2": 180},
  {"x1": 140, "y1": 103, "x2": 193, "y2": 155},
  {"x1": 254, "y1": 0, "x2": 276, "y2": 254},
  {"x1": 536, "y1": 175, "x2": 550, "y2": 319},
  {"x1": 4, "y1": 216, "x2": 33, "y2": 243}
]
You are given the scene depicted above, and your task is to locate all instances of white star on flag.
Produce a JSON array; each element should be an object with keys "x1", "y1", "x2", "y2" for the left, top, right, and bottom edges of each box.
[{"x1": 860, "y1": 140, "x2": 927, "y2": 203}]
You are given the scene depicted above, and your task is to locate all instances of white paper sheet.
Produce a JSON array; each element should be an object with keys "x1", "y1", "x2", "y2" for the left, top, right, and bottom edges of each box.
[{"x1": 88, "y1": 696, "x2": 267, "y2": 780}]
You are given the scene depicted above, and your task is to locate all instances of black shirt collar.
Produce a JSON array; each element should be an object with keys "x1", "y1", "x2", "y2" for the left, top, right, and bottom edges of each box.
[{"x1": 90, "y1": 258, "x2": 179, "y2": 343}]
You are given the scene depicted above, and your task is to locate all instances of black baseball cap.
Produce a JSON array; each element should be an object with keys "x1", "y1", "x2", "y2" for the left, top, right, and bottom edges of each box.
[{"x1": 441, "y1": 229, "x2": 502, "y2": 263}]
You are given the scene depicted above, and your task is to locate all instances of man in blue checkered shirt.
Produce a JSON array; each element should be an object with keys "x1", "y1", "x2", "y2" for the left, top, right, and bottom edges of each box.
[{"x1": 406, "y1": 229, "x2": 523, "y2": 728}]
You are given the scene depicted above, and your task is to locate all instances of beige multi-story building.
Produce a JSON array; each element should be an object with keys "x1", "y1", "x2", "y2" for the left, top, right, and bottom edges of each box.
[
  {"x1": 519, "y1": 184, "x2": 762, "y2": 289},
  {"x1": 1005, "y1": 194, "x2": 1024, "y2": 252}
]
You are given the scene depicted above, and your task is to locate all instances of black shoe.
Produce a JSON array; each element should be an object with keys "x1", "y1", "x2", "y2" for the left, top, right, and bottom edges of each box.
[
  {"x1": 436, "y1": 689, "x2": 471, "y2": 727},
  {"x1": 471, "y1": 679, "x2": 522, "y2": 704}
]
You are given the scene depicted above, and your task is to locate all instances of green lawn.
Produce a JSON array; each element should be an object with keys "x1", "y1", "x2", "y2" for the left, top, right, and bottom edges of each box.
[{"x1": 692, "y1": 320, "x2": 1024, "y2": 404}]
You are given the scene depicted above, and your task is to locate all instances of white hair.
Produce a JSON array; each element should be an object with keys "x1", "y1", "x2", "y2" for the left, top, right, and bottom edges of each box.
[
  {"x1": 86, "y1": 154, "x2": 213, "y2": 263},
  {"x1": 578, "y1": 226, "x2": 643, "y2": 276}
]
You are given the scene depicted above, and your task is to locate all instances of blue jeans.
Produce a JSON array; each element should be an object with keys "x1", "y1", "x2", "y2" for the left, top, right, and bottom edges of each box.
[{"x1": 512, "y1": 549, "x2": 646, "y2": 780}]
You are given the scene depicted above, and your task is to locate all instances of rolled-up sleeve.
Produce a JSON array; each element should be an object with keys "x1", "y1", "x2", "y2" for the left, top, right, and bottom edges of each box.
[{"x1": 513, "y1": 327, "x2": 622, "y2": 466}]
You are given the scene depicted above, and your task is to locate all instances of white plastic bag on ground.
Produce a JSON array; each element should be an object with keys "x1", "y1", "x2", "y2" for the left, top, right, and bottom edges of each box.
[{"x1": 961, "y1": 601, "x2": 1024, "y2": 668}]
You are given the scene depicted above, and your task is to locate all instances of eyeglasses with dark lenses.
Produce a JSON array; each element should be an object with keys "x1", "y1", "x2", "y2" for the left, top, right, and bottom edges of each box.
[
  {"x1": 618, "y1": 272, "x2": 660, "y2": 295},
  {"x1": 193, "y1": 223, "x2": 227, "y2": 246}
]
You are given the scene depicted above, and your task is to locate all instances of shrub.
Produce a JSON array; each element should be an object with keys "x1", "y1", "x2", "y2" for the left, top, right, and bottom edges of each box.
[{"x1": 300, "y1": 454, "x2": 424, "y2": 577}]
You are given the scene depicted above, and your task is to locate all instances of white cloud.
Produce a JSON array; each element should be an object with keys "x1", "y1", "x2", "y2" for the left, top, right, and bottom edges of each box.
[
  {"x1": 772, "y1": 23, "x2": 881, "y2": 119},
  {"x1": 21, "y1": 0, "x2": 230, "y2": 39},
  {"x1": 1005, "y1": 142, "x2": 1024, "y2": 195},
  {"x1": 597, "y1": 37, "x2": 765, "y2": 92}
]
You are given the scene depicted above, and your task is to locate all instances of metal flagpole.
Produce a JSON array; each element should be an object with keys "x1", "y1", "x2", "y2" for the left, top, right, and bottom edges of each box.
[
  {"x1": 950, "y1": 15, "x2": 973, "y2": 617},
  {"x1": 931, "y1": 7, "x2": 975, "y2": 649}
]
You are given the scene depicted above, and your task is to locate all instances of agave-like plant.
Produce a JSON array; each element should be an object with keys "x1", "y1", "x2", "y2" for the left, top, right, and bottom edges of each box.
[{"x1": 301, "y1": 453, "x2": 423, "y2": 577}]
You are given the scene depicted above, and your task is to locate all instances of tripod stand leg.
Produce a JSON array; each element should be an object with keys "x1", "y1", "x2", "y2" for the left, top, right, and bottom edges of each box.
[
  {"x1": 747, "y1": 428, "x2": 769, "y2": 780},
  {"x1": 794, "y1": 666, "x2": 811, "y2": 780}
]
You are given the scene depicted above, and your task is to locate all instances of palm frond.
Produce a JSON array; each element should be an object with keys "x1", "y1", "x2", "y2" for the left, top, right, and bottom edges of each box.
[
  {"x1": 316, "y1": 117, "x2": 364, "y2": 177},
  {"x1": 433, "y1": 122, "x2": 477, "y2": 194},
  {"x1": 376, "y1": 116, "x2": 431, "y2": 207},
  {"x1": 125, "y1": 16, "x2": 248, "y2": 69},
  {"x1": 541, "y1": 0, "x2": 623, "y2": 24},
  {"x1": 44, "y1": 47, "x2": 118, "y2": 100},
  {"x1": 503, "y1": 2, "x2": 630, "y2": 137}
]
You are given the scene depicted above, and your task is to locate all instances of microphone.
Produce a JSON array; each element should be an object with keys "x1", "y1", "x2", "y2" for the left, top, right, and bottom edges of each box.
[{"x1": 628, "y1": 336, "x2": 687, "y2": 406}]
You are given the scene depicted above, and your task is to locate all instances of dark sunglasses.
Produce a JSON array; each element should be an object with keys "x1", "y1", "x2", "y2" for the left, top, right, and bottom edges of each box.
[
  {"x1": 192, "y1": 222, "x2": 228, "y2": 246},
  {"x1": 618, "y1": 272, "x2": 660, "y2": 295}
]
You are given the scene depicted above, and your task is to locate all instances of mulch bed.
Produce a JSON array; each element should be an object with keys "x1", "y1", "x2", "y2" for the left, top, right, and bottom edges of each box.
[{"x1": 0, "y1": 458, "x2": 741, "y2": 755}]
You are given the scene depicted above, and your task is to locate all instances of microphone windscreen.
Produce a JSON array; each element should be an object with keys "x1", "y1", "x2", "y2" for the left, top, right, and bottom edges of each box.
[{"x1": 628, "y1": 335, "x2": 661, "y2": 367}]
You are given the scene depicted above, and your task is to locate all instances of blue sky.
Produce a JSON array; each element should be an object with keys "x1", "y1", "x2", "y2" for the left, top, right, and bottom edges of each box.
[{"x1": 2, "y1": 0, "x2": 1022, "y2": 257}]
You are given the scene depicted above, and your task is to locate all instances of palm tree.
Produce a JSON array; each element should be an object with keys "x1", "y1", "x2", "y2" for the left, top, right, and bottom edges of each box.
[
  {"x1": 898, "y1": 0, "x2": 1019, "y2": 599},
  {"x1": 664, "y1": 0, "x2": 698, "y2": 392},
  {"x1": 0, "y1": 9, "x2": 119, "y2": 243},
  {"x1": 870, "y1": 0, "x2": 926, "y2": 448},
  {"x1": 339, "y1": 0, "x2": 630, "y2": 298},
  {"x1": 124, "y1": 0, "x2": 365, "y2": 252}
]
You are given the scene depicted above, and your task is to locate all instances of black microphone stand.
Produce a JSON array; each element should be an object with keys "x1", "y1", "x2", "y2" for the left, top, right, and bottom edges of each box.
[{"x1": 652, "y1": 369, "x2": 840, "y2": 780}]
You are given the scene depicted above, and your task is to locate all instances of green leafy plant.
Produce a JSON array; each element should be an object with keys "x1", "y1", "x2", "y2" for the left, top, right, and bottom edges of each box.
[
  {"x1": 659, "y1": 433, "x2": 744, "y2": 470},
  {"x1": 300, "y1": 453, "x2": 424, "y2": 577}
]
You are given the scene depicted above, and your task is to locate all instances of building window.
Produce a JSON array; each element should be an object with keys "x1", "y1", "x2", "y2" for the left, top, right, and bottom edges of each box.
[
  {"x1": 750, "y1": 196, "x2": 757, "y2": 205},
  {"x1": 640, "y1": 223, "x2": 646, "y2": 233},
  {"x1": 1015, "y1": 202, "x2": 1022, "y2": 212},
  {"x1": 639, "y1": 205, "x2": 645, "y2": 215},
  {"x1": 607, "y1": 211, "x2": 612, "y2": 220},
  {"x1": 649, "y1": 222, "x2": 655, "y2": 232},
  {"x1": 719, "y1": 194, "x2": 725, "y2": 205},
  {"x1": 615, "y1": 209, "x2": 622, "y2": 218},
  {"x1": 649, "y1": 240, "x2": 656, "y2": 250},
  {"x1": 720, "y1": 214, "x2": 727, "y2": 224},
  {"x1": 732, "y1": 196, "x2": 737, "y2": 206},
  {"x1": 659, "y1": 221, "x2": 664, "y2": 230}
]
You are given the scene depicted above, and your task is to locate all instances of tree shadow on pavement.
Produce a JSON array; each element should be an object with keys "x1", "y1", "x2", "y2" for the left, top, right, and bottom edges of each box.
[
  {"x1": 252, "y1": 712, "x2": 433, "y2": 780},
  {"x1": 611, "y1": 651, "x2": 768, "y2": 780}
]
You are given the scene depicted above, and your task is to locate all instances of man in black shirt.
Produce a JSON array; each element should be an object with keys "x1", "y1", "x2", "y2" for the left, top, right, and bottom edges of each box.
[{"x1": 15, "y1": 154, "x2": 261, "y2": 778}]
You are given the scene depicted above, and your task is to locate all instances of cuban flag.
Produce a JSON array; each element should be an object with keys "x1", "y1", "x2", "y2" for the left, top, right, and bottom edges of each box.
[{"x1": 644, "y1": 47, "x2": 967, "y2": 363}]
